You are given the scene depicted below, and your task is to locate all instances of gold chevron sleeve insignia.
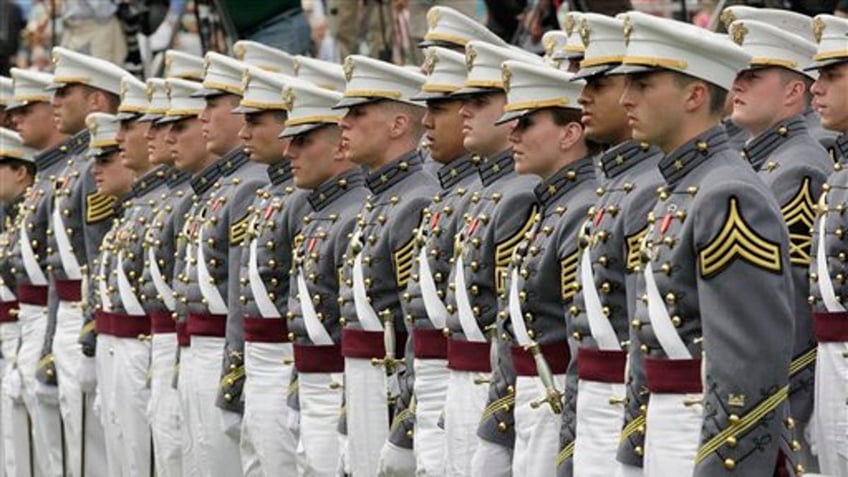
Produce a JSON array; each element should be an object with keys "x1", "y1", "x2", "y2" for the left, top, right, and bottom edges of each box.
[
  {"x1": 625, "y1": 226, "x2": 648, "y2": 272},
  {"x1": 394, "y1": 234, "x2": 416, "y2": 288},
  {"x1": 85, "y1": 192, "x2": 116, "y2": 223},
  {"x1": 229, "y1": 214, "x2": 250, "y2": 246},
  {"x1": 561, "y1": 250, "x2": 579, "y2": 301},
  {"x1": 780, "y1": 177, "x2": 816, "y2": 266},
  {"x1": 698, "y1": 197, "x2": 783, "y2": 278},
  {"x1": 495, "y1": 206, "x2": 539, "y2": 295}
]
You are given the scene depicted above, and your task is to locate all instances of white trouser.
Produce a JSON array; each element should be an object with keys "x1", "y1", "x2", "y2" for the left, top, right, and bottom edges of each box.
[
  {"x1": 1, "y1": 321, "x2": 32, "y2": 477},
  {"x1": 574, "y1": 379, "x2": 627, "y2": 477},
  {"x1": 469, "y1": 439, "x2": 512, "y2": 477},
  {"x1": 812, "y1": 342, "x2": 848, "y2": 475},
  {"x1": 240, "y1": 341, "x2": 296, "y2": 476},
  {"x1": 644, "y1": 392, "x2": 703, "y2": 476},
  {"x1": 96, "y1": 333, "x2": 124, "y2": 477},
  {"x1": 149, "y1": 332, "x2": 182, "y2": 477},
  {"x1": 189, "y1": 336, "x2": 243, "y2": 477},
  {"x1": 412, "y1": 358, "x2": 449, "y2": 476},
  {"x1": 443, "y1": 369, "x2": 489, "y2": 477},
  {"x1": 345, "y1": 356, "x2": 389, "y2": 477},
  {"x1": 178, "y1": 345, "x2": 202, "y2": 477},
  {"x1": 112, "y1": 336, "x2": 152, "y2": 477},
  {"x1": 511, "y1": 374, "x2": 564, "y2": 477},
  {"x1": 614, "y1": 463, "x2": 643, "y2": 477},
  {"x1": 297, "y1": 371, "x2": 344, "y2": 476},
  {"x1": 55, "y1": 300, "x2": 106, "y2": 477},
  {"x1": 18, "y1": 303, "x2": 63, "y2": 477}
]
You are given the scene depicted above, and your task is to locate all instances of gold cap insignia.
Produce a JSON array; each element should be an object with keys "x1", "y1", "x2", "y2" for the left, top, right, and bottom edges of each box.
[
  {"x1": 120, "y1": 80, "x2": 129, "y2": 99},
  {"x1": 165, "y1": 83, "x2": 172, "y2": 98},
  {"x1": 233, "y1": 43, "x2": 246, "y2": 60},
  {"x1": 427, "y1": 8, "x2": 440, "y2": 30},
  {"x1": 292, "y1": 58, "x2": 301, "y2": 76},
  {"x1": 564, "y1": 14, "x2": 576, "y2": 36},
  {"x1": 623, "y1": 15, "x2": 633, "y2": 47},
  {"x1": 543, "y1": 36, "x2": 557, "y2": 57},
  {"x1": 146, "y1": 83, "x2": 155, "y2": 102},
  {"x1": 579, "y1": 18, "x2": 590, "y2": 47},
  {"x1": 52, "y1": 51, "x2": 59, "y2": 65},
  {"x1": 720, "y1": 9, "x2": 736, "y2": 29},
  {"x1": 282, "y1": 87, "x2": 295, "y2": 111},
  {"x1": 465, "y1": 45, "x2": 477, "y2": 73},
  {"x1": 501, "y1": 64, "x2": 512, "y2": 93},
  {"x1": 203, "y1": 59, "x2": 212, "y2": 78},
  {"x1": 423, "y1": 50, "x2": 438, "y2": 76},
  {"x1": 730, "y1": 22, "x2": 748, "y2": 46},
  {"x1": 241, "y1": 70, "x2": 251, "y2": 92},
  {"x1": 813, "y1": 17, "x2": 825, "y2": 43},
  {"x1": 343, "y1": 57, "x2": 355, "y2": 82}
]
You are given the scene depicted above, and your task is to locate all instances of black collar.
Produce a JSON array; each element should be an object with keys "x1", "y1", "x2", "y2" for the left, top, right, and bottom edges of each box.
[
  {"x1": 534, "y1": 156, "x2": 595, "y2": 207},
  {"x1": 831, "y1": 133, "x2": 848, "y2": 165},
  {"x1": 365, "y1": 149, "x2": 423, "y2": 194},
  {"x1": 267, "y1": 160, "x2": 293, "y2": 186},
  {"x1": 191, "y1": 156, "x2": 228, "y2": 195},
  {"x1": 437, "y1": 153, "x2": 479, "y2": 190},
  {"x1": 309, "y1": 167, "x2": 366, "y2": 211},
  {"x1": 478, "y1": 149, "x2": 515, "y2": 186},
  {"x1": 659, "y1": 125, "x2": 729, "y2": 188},
  {"x1": 600, "y1": 141, "x2": 658, "y2": 179},
  {"x1": 742, "y1": 116, "x2": 807, "y2": 171},
  {"x1": 217, "y1": 148, "x2": 250, "y2": 177},
  {"x1": 35, "y1": 136, "x2": 77, "y2": 172},
  {"x1": 131, "y1": 166, "x2": 169, "y2": 197},
  {"x1": 167, "y1": 166, "x2": 191, "y2": 188},
  {"x1": 66, "y1": 130, "x2": 90, "y2": 156}
]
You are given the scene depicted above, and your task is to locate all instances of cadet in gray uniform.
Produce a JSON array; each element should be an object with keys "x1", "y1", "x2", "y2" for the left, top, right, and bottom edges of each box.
[
  {"x1": 230, "y1": 67, "x2": 307, "y2": 476},
  {"x1": 380, "y1": 46, "x2": 482, "y2": 476},
  {"x1": 729, "y1": 18, "x2": 832, "y2": 474},
  {"x1": 806, "y1": 14, "x2": 848, "y2": 477},
  {"x1": 616, "y1": 12, "x2": 793, "y2": 475},
  {"x1": 494, "y1": 60, "x2": 599, "y2": 477},
  {"x1": 282, "y1": 82, "x2": 368, "y2": 477},
  {"x1": 0, "y1": 129, "x2": 37, "y2": 477},
  {"x1": 44, "y1": 47, "x2": 129, "y2": 477},
  {"x1": 160, "y1": 75, "x2": 228, "y2": 477},
  {"x1": 562, "y1": 13, "x2": 663, "y2": 477},
  {"x1": 332, "y1": 55, "x2": 437, "y2": 477},
  {"x1": 441, "y1": 41, "x2": 540, "y2": 477},
  {"x1": 183, "y1": 52, "x2": 266, "y2": 477}
]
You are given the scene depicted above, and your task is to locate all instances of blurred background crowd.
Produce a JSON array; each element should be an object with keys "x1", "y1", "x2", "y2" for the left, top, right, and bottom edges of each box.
[{"x1": 2, "y1": 0, "x2": 848, "y2": 79}]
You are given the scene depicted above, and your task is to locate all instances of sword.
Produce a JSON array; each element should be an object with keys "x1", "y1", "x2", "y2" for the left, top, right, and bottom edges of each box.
[
  {"x1": 527, "y1": 342, "x2": 563, "y2": 414},
  {"x1": 371, "y1": 310, "x2": 402, "y2": 374}
]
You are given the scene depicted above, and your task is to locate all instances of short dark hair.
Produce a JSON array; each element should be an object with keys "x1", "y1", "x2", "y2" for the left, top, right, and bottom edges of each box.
[
  {"x1": 0, "y1": 158, "x2": 36, "y2": 177},
  {"x1": 83, "y1": 85, "x2": 121, "y2": 112},
  {"x1": 776, "y1": 67, "x2": 813, "y2": 107},
  {"x1": 548, "y1": 107, "x2": 604, "y2": 156},
  {"x1": 673, "y1": 73, "x2": 727, "y2": 117}
]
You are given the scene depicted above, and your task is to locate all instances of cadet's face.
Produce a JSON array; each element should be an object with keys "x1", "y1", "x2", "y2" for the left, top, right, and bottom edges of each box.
[
  {"x1": 422, "y1": 99, "x2": 466, "y2": 164},
  {"x1": 579, "y1": 75, "x2": 630, "y2": 144},
  {"x1": 731, "y1": 68, "x2": 785, "y2": 136},
  {"x1": 620, "y1": 71, "x2": 688, "y2": 149},
  {"x1": 199, "y1": 94, "x2": 244, "y2": 156},
  {"x1": 116, "y1": 119, "x2": 151, "y2": 172},
  {"x1": 0, "y1": 163, "x2": 25, "y2": 203},
  {"x1": 51, "y1": 84, "x2": 92, "y2": 134},
  {"x1": 145, "y1": 122, "x2": 173, "y2": 166},
  {"x1": 92, "y1": 152, "x2": 135, "y2": 196},
  {"x1": 12, "y1": 102, "x2": 58, "y2": 149},
  {"x1": 238, "y1": 111, "x2": 287, "y2": 164},
  {"x1": 339, "y1": 102, "x2": 390, "y2": 168},
  {"x1": 459, "y1": 92, "x2": 512, "y2": 157},
  {"x1": 811, "y1": 62, "x2": 848, "y2": 132},
  {"x1": 287, "y1": 126, "x2": 341, "y2": 189},
  {"x1": 509, "y1": 109, "x2": 564, "y2": 177},
  {"x1": 167, "y1": 118, "x2": 209, "y2": 173}
]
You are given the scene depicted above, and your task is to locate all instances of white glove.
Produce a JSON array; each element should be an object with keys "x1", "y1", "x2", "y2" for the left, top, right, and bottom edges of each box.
[
  {"x1": 78, "y1": 356, "x2": 98, "y2": 393},
  {"x1": 3, "y1": 367, "x2": 22, "y2": 404},
  {"x1": 220, "y1": 409, "x2": 242, "y2": 441},
  {"x1": 377, "y1": 442, "x2": 415, "y2": 477}
]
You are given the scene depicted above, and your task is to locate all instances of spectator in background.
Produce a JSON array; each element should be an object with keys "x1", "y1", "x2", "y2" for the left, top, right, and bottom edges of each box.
[
  {"x1": 220, "y1": 0, "x2": 311, "y2": 55},
  {"x1": 0, "y1": 0, "x2": 25, "y2": 75},
  {"x1": 60, "y1": 0, "x2": 127, "y2": 65}
]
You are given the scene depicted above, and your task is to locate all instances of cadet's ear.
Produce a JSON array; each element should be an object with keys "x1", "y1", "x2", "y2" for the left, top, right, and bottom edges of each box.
[
  {"x1": 784, "y1": 79, "x2": 807, "y2": 106},
  {"x1": 683, "y1": 81, "x2": 709, "y2": 114},
  {"x1": 559, "y1": 121, "x2": 584, "y2": 151},
  {"x1": 388, "y1": 112, "x2": 411, "y2": 139}
]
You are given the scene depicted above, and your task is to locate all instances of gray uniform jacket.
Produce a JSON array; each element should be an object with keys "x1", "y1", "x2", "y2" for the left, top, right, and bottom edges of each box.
[
  {"x1": 743, "y1": 117, "x2": 830, "y2": 436},
  {"x1": 0, "y1": 194, "x2": 25, "y2": 320},
  {"x1": 637, "y1": 125, "x2": 794, "y2": 476},
  {"x1": 443, "y1": 149, "x2": 539, "y2": 449},
  {"x1": 388, "y1": 153, "x2": 482, "y2": 449},
  {"x1": 556, "y1": 142, "x2": 662, "y2": 475}
]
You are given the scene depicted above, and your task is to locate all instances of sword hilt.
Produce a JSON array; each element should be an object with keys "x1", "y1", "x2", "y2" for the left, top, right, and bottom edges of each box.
[
  {"x1": 525, "y1": 341, "x2": 563, "y2": 414},
  {"x1": 371, "y1": 310, "x2": 403, "y2": 373}
]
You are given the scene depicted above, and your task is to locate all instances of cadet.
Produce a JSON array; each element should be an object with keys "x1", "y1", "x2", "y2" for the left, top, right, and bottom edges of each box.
[
  {"x1": 160, "y1": 75, "x2": 225, "y2": 477},
  {"x1": 807, "y1": 14, "x2": 848, "y2": 477},
  {"x1": 564, "y1": 13, "x2": 663, "y2": 477},
  {"x1": 418, "y1": 5, "x2": 507, "y2": 53},
  {"x1": 282, "y1": 82, "x2": 368, "y2": 477},
  {"x1": 0, "y1": 128, "x2": 37, "y2": 477},
  {"x1": 616, "y1": 11, "x2": 793, "y2": 475},
  {"x1": 44, "y1": 47, "x2": 129, "y2": 477},
  {"x1": 496, "y1": 60, "x2": 599, "y2": 476},
  {"x1": 231, "y1": 66, "x2": 307, "y2": 475},
  {"x1": 332, "y1": 55, "x2": 437, "y2": 477},
  {"x1": 0, "y1": 77, "x2": 12, "y2": 128},
  {"x1": 5, "y1": 67, "x2": 70, "y2": 477},
  {"x1": 136, "y1": 66, "x2": 193, "y2": 477},
  {"x1": 380, "y1": 46, "x2": 482, "y2": 476},
  {"x1": 292, "y1": 55, "x2": 347, "y2": 91},
  {"x1": 730, "y1": 17, "x2": 831, "y2": 473},
  {"x1": 184, "y1": 52, "x2": 266, "y2": 477},
  {"x1": 440, "y1": 41, "x2": 540, "y2": 476}
]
